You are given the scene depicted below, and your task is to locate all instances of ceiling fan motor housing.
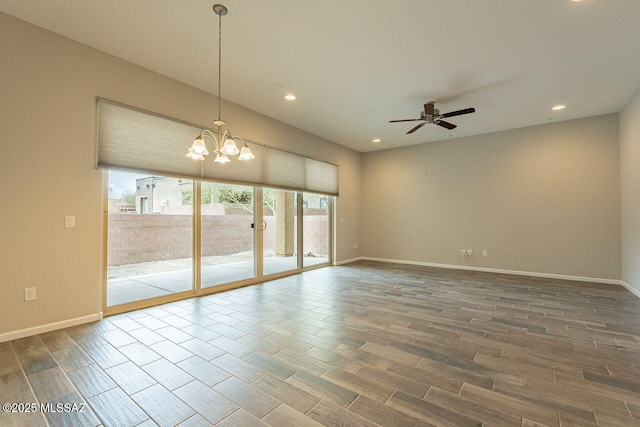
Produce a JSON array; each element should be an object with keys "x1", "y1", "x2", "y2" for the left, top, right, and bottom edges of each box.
[{"x1": 420, "y1": 108, "x2": 440, "y2": 123}]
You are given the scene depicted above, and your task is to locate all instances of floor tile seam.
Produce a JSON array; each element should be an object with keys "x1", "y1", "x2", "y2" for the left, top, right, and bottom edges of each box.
[
  {"x1": 112, "y1": 323, "x2": 146, "y2": 334},
  {"x1": 50, "y1": 339, "x2": 101, "y2": 372},
  {"x1": 623, "y1": 401, "x2": 635, "y2": 419},
  {"x1": 347, "y1": 364, "x2": 405, "y2": 404},
  {"x1": 304, "y1": 398, "x2": 325, "y2": 416},
  {"x1": 258, "y1": 402, "x2": 283, "y2": 421},
  {"x1": 64, "y1": 338, "x2": 153, "y2": 425},
  {"x1": 48, "y1": 341, "x2": 97, "y2": 396},
  {"x1": 104, "y1": 365, "x2": 159, "y2": 396},
  {"x1": 10, "y1": 341, "x2": 50, "y2": 426},
  {"x1": 210, "y1": 406, "x2": 242, "y2": 425},
  {"x1": 247, "y1": 371, "x2": 270, "y2": 385},
  {"x1": 135, "y1": 381, "x2": 204, "y2": 425},
  {"x1": 115, "y1": 383, "x2": 164, "y2": 426},
  {"x1": 501, "y1": 374, "x2": 602, "y2": 424}
]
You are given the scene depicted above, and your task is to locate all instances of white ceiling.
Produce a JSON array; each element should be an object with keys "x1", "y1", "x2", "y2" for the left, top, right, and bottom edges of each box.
[{"x1": 2, "y1": 0, "x2": 640, "y2": 152}]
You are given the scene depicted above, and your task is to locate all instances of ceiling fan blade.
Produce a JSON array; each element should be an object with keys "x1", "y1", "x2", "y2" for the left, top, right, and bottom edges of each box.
[
  {"x1": 407, "y1": 122, "x2": 427, "y2": 134},
  {"x1": 389, "y1": 119, "x2": 421, "y2": 123},
  {"x1": 424, "y1": 102, "x2": 435, "y2": 115},
  {"x1": 436, "y1": 120, "x2": 457, "y2": 130},
  {"x1": 441, "y1": 107, "x2": 475, "y2": 118}
]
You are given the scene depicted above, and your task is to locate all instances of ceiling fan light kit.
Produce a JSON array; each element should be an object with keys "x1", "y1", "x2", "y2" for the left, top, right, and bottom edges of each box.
[
  {"x1": 186, "y1": 4, "x2": 255, "y2": 163},
  {"x1": 390, "y1": 102, "x2": 476, "y2": 134}
]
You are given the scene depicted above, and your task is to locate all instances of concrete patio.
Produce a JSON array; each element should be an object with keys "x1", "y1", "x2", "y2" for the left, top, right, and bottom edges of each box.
[{"x1": 107, "y1": 256, "x2": 328, "y2": 306}]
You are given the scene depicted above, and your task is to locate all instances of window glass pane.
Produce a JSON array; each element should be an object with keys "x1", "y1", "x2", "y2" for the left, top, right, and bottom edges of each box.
[
  {"x1": 263, "y1": 189, "x2": 299, "y2": 275},
  {"x1": 107, "y1": 171, "x2": 193, "y2": 306},
  {"x1": 201, "y1": 183, "x2": 255, "y2": 287},
  {"x1": 303, "y1": 193, "x2": 330, "y2": 267}
]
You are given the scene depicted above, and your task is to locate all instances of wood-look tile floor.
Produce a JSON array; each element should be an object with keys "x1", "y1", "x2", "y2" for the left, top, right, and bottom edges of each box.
[{"x1": 2, "y1": 260, "x2": 640, "y2": 426}]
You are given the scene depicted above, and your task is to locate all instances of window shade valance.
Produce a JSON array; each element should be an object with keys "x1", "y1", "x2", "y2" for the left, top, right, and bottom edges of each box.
[{"x1": 96, "y1": 98, "x2": 339, "y2": 196}]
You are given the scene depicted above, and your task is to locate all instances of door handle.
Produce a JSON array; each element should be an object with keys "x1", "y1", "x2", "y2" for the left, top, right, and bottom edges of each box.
[{"x1": 251, "y1": 221, "x2": 267, "y2": 230}]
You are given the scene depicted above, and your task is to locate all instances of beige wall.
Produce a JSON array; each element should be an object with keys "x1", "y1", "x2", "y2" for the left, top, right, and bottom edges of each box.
[
  {"x1": 1, "y1": 10, "x2": 632, "y2": 338},
  {"x1": 361, "y1": 114, "x2": 621, "y2": 280},
  {"x1": 620, "y1": 88, "x2": 640, "y2": 294},
  {"x1": 0, "y1": 13, "x2": 361, "y2": 335}
]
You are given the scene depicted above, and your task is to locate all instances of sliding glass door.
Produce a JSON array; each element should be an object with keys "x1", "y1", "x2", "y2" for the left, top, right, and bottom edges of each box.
[
  {"x1": 302, "y1": 192, "x2": 331, "y2": 267},
  {"x1": 105, "y1": 172, "x2": 333, "y2": 312},
  {"x1": 262, "y1": 189, "x2": 300, "y2": 276},
  {"x1": 106, "y1": 171, "x2": 193, "y2": 307},
  {"x1": 201, "y1": 183, "x2": 256, "y2": 288}
]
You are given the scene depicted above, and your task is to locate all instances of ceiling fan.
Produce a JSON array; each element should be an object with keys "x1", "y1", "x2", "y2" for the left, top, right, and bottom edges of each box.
[{"x1": 390, "y1": 102, "x2": 476, "y2": 134}]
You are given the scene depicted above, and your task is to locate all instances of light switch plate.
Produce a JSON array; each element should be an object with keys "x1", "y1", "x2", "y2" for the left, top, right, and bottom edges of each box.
[{"x1": 65, "y1": 216, "x2": 76, "y2": 228}]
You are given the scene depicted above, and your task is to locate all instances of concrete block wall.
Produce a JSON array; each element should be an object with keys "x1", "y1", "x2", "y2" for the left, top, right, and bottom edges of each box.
[
  {"x1": 108, "y1": 213, "x2": 329, "y2": 266},
  {"x1": 108, "y1": 214, "x2": 192, "y2": 265},
  {"x1": 202, "y1": 215, "x2": 255, "y2": 256},
  {"x1": 303, "y1": 214, "x2": 330, "y2": 256}
]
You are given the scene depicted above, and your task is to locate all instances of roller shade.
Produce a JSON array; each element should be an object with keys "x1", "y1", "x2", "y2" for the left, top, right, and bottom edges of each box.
[
  {"x1": 96, "y1": 98, "x2": 338, "y2": 196},
  {"x1": 306, "y1": 159, "x2": 340, "y2": 194},
  {"x1": 265, "y1": 148, "x2": 306, "y2": 189}
]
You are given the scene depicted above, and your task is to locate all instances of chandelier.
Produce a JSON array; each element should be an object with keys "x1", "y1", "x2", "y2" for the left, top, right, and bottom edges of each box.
[{"x1": 187, "y1": 4, "x2": 254, "y2": 163}]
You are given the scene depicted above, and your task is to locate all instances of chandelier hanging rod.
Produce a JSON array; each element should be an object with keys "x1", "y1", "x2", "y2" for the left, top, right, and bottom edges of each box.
[
  {"x1": 186, "y1": 3, "x2": 254, "y2": 164},
  {"x1": 215, "y1": 4, "x2": 224, "y2": 123}
]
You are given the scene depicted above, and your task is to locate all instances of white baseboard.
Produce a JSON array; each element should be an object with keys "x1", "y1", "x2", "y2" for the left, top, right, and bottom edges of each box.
[
  {"x1": 333, "y1": 257, "x2": 363, "y2": 266},
  {"x1": 361, "y1": 257, "x2": 622, "y2": 285},
  {"x1": 0, "y1": 313, "x2": 101, "y2": 343},
  {"x1": 620, "y1": 281, "x2": 640, "y2": 298}
]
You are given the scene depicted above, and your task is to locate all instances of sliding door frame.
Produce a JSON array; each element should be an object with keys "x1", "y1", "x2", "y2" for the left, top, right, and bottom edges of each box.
[{"x1": 102, "y1": 173, "x2": 334, "y2": 316}]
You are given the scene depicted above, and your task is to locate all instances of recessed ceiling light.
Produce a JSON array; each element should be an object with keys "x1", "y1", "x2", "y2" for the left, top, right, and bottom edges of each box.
[
  {"x1": 552, "y1": 104, "x2": 566, "y2": 111},
  {"x1": 284, "y1": 94, "x2": 296, "y2": 101},
  {"x1": 372, "y1": 138, "x2": 381, "y2": 143}
]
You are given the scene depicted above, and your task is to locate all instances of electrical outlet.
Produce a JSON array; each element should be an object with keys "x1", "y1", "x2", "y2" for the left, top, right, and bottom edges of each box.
[
  {"x1": 353, "y1": 243, "x2": 358, "y2": 249},
  {"x1": 483, "y1": 250, "x2": 488, "y2": 257},
  {"x1": 24, "y1": 287, "x2": 37, "y2": 302},
  {"x1": 462, "y1": 249, "x2": 467, "y2": 257},
  {"x1": 467, "y1": 249, "x2": 473, "y2": 256}
]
